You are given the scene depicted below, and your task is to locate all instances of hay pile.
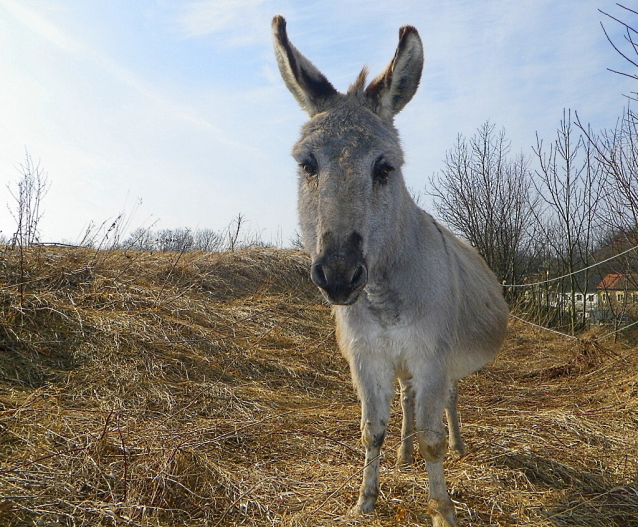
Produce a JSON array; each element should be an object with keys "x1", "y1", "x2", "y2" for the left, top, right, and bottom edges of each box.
[{"x1": 0, "y1": 246, "x2": 636, "y2": 526}]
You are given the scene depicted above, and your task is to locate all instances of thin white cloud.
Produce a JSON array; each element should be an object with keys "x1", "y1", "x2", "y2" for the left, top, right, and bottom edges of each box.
[
  {"x1": 0, "y1": 0, "x2": 82, "y2": 53},
  {"x1": 1, "y1": 1, "x2": 250, "y2": 145},
  {"x1": 0, "y1": 1, "x2": 271, "y2": 242},
  {"x1": 177, "y1": 0, "x2": 269, "y2": 45},
  {"x1": 178, "y1": 0, "x2": 261, "y2": 35}
]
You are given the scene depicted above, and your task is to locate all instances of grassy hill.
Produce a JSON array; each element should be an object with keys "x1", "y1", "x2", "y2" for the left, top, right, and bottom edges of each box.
[{"x1": 0, "y1": 246, "x2": 636, "y2": 526}]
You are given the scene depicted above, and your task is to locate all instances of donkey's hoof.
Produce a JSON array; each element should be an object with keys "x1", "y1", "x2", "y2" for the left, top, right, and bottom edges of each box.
[
  {"x1": 350, "y1": 504, "x2": 373, "y2": 516},
  {"x1": 397, "y1": 446, "x2": 414, "y2": 466},
  {"x1": 428, "y1": 498, "x2": 456, "y2": 527},
  {"x1": 351, "y1": 493, "x2": 376, "y2": 515},
  {"x1": 396, "y1": 457, "x2": 414, "y2": 467},
  {"x1": 449, "y1": 442, "x2": 466, "y2": 458}
]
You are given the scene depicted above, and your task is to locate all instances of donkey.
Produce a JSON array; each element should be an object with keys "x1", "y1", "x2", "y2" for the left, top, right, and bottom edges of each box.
[{"x1": 272, "y1": 16, "x2": 508, "y2": 527}]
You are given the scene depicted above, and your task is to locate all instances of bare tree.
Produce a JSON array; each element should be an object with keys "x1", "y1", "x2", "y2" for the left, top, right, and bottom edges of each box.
[
  {"x1": 118, "y1": 216, "x2": 267, "y2": 254},
  {"x1": 155, "y1": 228, "x2": 194, "y2": 252},
  {"x1": 194, "y1": 228, "x2": 223, "y2": 252},
  {"x1": 532, "y1": 110, "x2": 604, "y2": 334},
  {"x1": 577, "y1": 108, "x2": 638, "y2": 241},
  {"x1": 599, "y1": 3, "x2": 638, "y2": 92},
  {"x1": 429, "y1": 121, "x2": 536, "y2": 285},
  {"x1": 571, "y1": 3, "x2": 638, "y2": 244},
  {"x1": 8, "y1": 149, "x2": 49, "y2": 247},
  {"x1": 121, "y1": 226, "x2": 222, "y2": 252},
  {"x1": 122, "y1": 227, "x2": 156, "y2": 251}
]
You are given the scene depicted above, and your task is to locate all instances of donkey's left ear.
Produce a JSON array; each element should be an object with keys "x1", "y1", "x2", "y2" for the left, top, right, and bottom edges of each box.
[
  {"x1": 272, "y1": 15, "x2": 338, "y2": 116},
  {"x1": 366, "y1": 26, "x2": 423, "y2": 120}
]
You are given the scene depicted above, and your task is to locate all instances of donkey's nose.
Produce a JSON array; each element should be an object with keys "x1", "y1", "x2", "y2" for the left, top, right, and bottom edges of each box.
[
  {"x1": 350, "y1": 264, "x2": 367, "y2": 291},
  {"x1": 311, "y1": 261, "x2": 368, "y2": 305},
  {"x1": 311, "y1": 262, "x2": 329, "y2": 289}
]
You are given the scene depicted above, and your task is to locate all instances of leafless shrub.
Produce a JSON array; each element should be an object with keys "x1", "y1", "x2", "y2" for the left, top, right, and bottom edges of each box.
[
  {"x1": 290, "y1": 230, "x2": 304, "y2": 250},
  {"x1": 7, "y1": 150, "x2": 49, "y2": 248},
  {"x1": 156, "y1": 227, "x2": 194, "y2": 252},
  {"x1": 121, "y1": 226, "x2": 157, "y2": 251},
  {"x1": 117, "y1": 215, "x2": 273, "y2": 254},
  {"x1": 226, "y1": 213, "x2": 244, "y2": 251}
]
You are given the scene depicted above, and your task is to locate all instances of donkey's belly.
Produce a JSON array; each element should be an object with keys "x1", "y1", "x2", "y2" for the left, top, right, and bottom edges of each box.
[{"x1": 335, "y1": 305, "x2": 499, "y2": 382}]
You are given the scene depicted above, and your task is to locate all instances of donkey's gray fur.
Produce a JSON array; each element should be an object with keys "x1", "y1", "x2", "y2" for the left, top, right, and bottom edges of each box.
[{"x1": 273, "y1": 16, "x2": 509, "y2": 527}]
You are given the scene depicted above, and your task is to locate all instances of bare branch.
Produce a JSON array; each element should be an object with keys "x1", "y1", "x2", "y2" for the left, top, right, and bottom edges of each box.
[
  {"x1": 600, "y1": 21, "x2": 638, "y2": 69},
  {"x1": 599, "y1": 8, "x2": 638, "y2": 36},
  {"x1": 616, "y1": 4, "x2": 638, "y2": 21}
]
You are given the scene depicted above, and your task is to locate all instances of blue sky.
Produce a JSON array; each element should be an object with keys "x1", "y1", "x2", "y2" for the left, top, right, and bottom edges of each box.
[{"x1": 0, "y1": 0, "x2": 635, "y2": 244}]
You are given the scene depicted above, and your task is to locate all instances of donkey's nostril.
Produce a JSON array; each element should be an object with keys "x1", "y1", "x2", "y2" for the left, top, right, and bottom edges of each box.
[
  {"x1": 350, "y1": 264, "x2": 367, "y2": 289},
  {"x1": 311, "y1": 259, "x2": 367, "y2": 304},
  {"x1": 311, "y1": 263, "x2": 328, "y2": 288}
]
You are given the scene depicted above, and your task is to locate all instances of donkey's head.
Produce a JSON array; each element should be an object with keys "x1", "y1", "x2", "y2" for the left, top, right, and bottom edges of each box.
[{"x1": 273, "y1": 16, "x2": 423, "y2": 305}]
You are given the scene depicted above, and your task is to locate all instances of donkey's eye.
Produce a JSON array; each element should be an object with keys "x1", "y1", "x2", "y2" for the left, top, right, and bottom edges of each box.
[
  {"x1": 373, "y1": 161, "x2": 394, "y2": 184},
  {"x1": 300, "y1": 160, "x2": 318, "y2": 179},
  {"x1": 302, "y1": 164, "x2": 316, "y2": 176}
]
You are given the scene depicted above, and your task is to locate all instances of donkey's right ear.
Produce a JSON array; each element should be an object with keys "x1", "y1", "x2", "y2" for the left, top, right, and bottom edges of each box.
[{"x1": 272, "y1": 15, "x2": 338, "y2": 116}]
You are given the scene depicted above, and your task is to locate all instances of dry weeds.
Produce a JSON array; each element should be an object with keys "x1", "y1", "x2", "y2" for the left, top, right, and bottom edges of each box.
[{"x1": 0, "y1": 246, "x2": 636, "y2": 526}]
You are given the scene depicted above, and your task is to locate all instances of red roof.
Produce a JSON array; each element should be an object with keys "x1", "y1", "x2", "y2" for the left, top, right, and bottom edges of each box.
[{"x1": 597, "y1": 273, "x2": 638, "y2": 290}]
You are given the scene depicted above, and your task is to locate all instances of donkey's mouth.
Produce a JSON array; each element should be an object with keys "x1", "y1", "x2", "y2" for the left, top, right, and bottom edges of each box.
[{"x1": 320, "y1": 284, "x2": 366, "y2": 306}]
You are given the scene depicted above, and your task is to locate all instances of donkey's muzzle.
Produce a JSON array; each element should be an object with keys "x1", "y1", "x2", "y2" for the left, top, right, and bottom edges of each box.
[{"x1": 311, "y1": 259, "x2": 368, "y2": 305}]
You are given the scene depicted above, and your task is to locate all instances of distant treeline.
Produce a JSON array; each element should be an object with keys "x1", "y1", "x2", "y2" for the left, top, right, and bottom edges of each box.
[{"x1": 121, "y1": 222, "x2": 281, "y2": 253}]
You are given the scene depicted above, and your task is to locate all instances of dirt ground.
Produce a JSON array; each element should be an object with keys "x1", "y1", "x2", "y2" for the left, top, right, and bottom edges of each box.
[{"x1": 0, "y1": 247, "x2": 636, "y2": 526}]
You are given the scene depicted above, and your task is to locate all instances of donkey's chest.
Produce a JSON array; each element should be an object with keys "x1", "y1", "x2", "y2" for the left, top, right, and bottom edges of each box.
[
  {"x1": 336, "y1": 316, "x2": 434, "y2": 382},
  {"x1": 335, "y1": 300, "x2": 431, "y2": 364},
  {"x1": 336, "y1": 286, "x2": 411, "y2": 337},
  {"x1": 361, "y1": 286, "x2": 404, "y2": 327}
]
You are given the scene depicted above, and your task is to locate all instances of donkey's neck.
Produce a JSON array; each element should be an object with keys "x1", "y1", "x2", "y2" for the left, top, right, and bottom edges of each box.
[{"x1": 367, "y1": 196, "x2": 424, "y2": 290}]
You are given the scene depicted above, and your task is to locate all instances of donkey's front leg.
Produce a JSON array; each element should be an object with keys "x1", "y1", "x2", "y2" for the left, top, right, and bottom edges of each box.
[{"x1": 350, "y1": 361, "x2": 394, "y2": 514}]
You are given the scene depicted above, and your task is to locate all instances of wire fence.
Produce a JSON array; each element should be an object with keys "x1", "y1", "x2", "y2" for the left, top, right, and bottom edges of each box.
[
  {"x1": 502, "y1": 243, "x2": 638, "y2": 343},
  {"x1": 502, "y1": 244, "x2": 638, "y2": 289}
]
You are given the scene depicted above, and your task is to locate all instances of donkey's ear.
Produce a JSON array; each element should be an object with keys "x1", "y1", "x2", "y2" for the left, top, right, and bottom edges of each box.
[
  {"x1": 366, "y1": 26, "x2": 423, "y2": 120},
  {"x1": 272, "y1": 15, "x2": 338, "y2": 116}
]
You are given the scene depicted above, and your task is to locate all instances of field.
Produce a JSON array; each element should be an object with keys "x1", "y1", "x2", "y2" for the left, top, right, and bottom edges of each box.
[{"x1": 0, "y1": 246, "x2": 637, "y2": 526}]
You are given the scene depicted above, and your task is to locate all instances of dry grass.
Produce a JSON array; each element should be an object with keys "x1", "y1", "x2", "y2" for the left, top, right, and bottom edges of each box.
[{"x1": 0, "y1": 246, "x2": 636, "y2": 526}]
